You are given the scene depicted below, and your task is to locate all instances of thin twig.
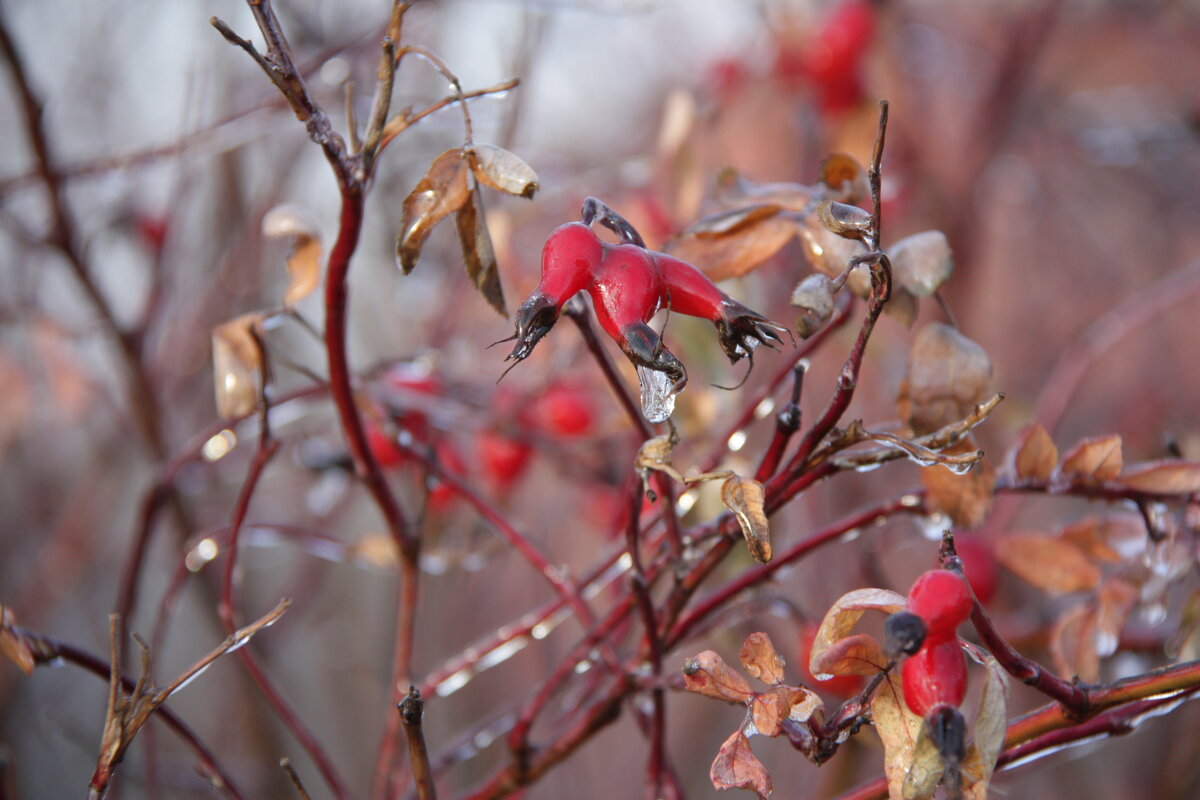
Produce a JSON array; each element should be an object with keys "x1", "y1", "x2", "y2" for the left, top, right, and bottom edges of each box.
[{"x1": 400, "y1": 688, "x2": 438, "y2": 800}]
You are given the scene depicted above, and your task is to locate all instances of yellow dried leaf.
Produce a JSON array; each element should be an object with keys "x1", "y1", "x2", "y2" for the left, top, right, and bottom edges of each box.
[
  {"x1": 1059, "y1": 434, "x2": 1123, "y2": 482},
  {"x1": 1, "y1": 606, "x2": 35, "y2": 675},
  {"x1": 810, "y1": 632, "x2": 889, "y2": 677},
  {"x1": 396, "y1": 148, "x2": 470, "y2": 274},
  {"x1": 739, "y1": 632, "x2": 785, "y2": 686},
  {"x1": 212, "y1": 313, "x2": 265, "y2": 420},
  {"x1": 1012, "y1": 423, "x2": 1058, "y2": 481},
  {"x1": 468, "y1": 143, "x2": 539, "y2": 199},
  {"x1": 683, "y1": 650, "x2": 753, "y2": 703},
  {"x1": 1114, "y1": 460, "x2": 1200, "y2": 494},
  {"x1": 750, "y1": 686, "x2": 807, "y2": 737},
  {"x1": 262, "y1": 204, "x2": 322, "y2": 307},
  {"x1": 810, "y1": 588, "x2": 907, "y2": 680},
  {"x1": 871, "y1": 670, "x2": 928, "y2": 800},
  {"x1": 711, "y1": 731, "x2": 772, "y2": 798},
  {"x1": 666, "y1": 211, "x2": 797, "y2": 282},
  {"x1": 1049, "y1": 603, "x2": 1099, "y2": 682},
  {"x1": 960, "y1": 643, "x2": 1010, "y2": 800},
  {"x1": 995, "y1": 533, "x2": 1101, "y2": 595},
  {"x1": 455, "y1": 185, "x2": 507, "y2": 316},
  {"x1": 722, "y1": 475, "x2": 771, "y2": 563}
]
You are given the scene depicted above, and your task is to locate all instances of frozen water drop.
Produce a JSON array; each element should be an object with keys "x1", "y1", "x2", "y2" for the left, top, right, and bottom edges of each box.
[
  {"x1": 1094, "y1": 629, "x2": 1118, "y2": 658},
  {"x1": 916, "y1": 514, "x2": 949, "y2": 541},
  {"x1": 637, "y1": 366, "x2": 677, "y2": 424}
]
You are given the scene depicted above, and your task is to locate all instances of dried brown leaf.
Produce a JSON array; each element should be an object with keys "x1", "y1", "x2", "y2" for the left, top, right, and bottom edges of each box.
[
  {"x1": 811, "y1": 632, "x2": 889, "y2": 677},
  {"x1": 1049, "y1": 603, "x2": 1099, "y2": 682},
  {"x1": 900, "y1": 724, "x2": 944, "y2": 800},
  {"x1": 212, "y1": 313, "x2": 266, "y2": 420},
  {"x1": 683, "y1": 651, "x2": 753, "y2": 703},
  {"x1": 798, "y1": 220, "x2": 869, "y2": 285},
  {"x1": 897, "y1": 323, "x2": 992, "y2": 435},
  {"x1": 396, "y1": 148, "x2": 470, "y2": 274},
  {"x1": 871, "y1": 670, "x2": 929, "y2": 800},
  {"x1": 262, "y1": 204, "x2": 322, "y2": 308},
  {"x1": 714, "y1": 168, "x2": 815, "y2": 211},
  {"x1": 888, "y1": 231, "x2": 953, "y2": 297},
  {"x1": 722, "y1": 475, "x2": 771, "y2": 563},
  {"x1": 468, "y1": 143, "x2": 539, "y2": 198},
  {"x1": 995, "y1": 533, "x2": 1101, "y2": 595},
  {"x1": 1059, "y1": 516, "x2": 1125, "y2": 564},
  {"x1": 750, "y1": 686, "x2": 807, "y2": 737},
  {"x1": 1059, "y1": 435, "x2": 1123, "y2": 482},
  {"x1": 810, "y1": 588, "x2": 907, "y2": 679},
  {"x1": 740, "y1": 632, "x2": 785, "y2": 685},
  {"x1": 816, "y1": 199, "x2": 872, "y2": 239},
  {"x1": 1114, "y1": 460, "x2": 1200, "y2": 494},
  {"x1": 1011, "y1": 423, "x2": 1058, "y2": 482},
  {"x1": 711, "y1": 730, "x2": 772, "y2": 798},
  {"x1": 884, "y1": 286, "x2": 918, "y2": 328},
  {"x1": 1, "y1": 606, "x2": 35, "y2": 675},
  {"x1": 921, "y1": 441, "x2": 995, "y2": 530},
  {"x1": 667, "y1": 210, "x2": 797, "y2": 282},
  {"x1": 455, "y1": 185, "x2": 507, "y2": 316},
  {"x1": 961, "y1": 643, "x2": 1010, "y2": 800}
]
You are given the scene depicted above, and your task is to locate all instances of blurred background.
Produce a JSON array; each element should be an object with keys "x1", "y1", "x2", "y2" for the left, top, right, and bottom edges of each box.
[{"x1": 3, "y1": 0, "x2": 1200, "y2": 798}]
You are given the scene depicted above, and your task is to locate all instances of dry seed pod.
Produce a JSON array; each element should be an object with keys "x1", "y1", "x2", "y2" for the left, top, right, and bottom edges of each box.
[
  {"x1": 816, "y1": 199, "x2": 872, "y2": 240},
  {"x1": 889, "y1": 230, "x2": 953, "y2": 297},
  {"x1": 790, "y1": 273, "x2": 834, "y2": 338}
]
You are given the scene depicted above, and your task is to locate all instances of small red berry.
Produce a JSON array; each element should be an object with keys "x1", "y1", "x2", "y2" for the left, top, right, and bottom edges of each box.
[
  {"x1": 533, "y1": 383, "x2": 595, "y2": 438},
  {"x1": 901, "y1": 638, "x2": 967, "y2": 717},
  {"x1": 366, "y1": 424, "x2": 405, "y2": 469},
  {"x1": 906, "y1": 569, "x2": 973, "y2": 639},
  {"x1": 478, "y1": 431, "x2": 532, "y2": 487}
]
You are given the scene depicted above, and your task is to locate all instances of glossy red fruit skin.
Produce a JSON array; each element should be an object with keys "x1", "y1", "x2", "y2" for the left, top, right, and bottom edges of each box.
[
  {"x1": 907, "y1": 569, "x2": 973, "y2": 638},
  {"x1": 902, "y1": 638, "x2": 967, "y2": 717},
  {"x1": 534, "y1": 383, "x2": 594, "y2": 438},
  {"x1": 366, "y1": 424, "x2": 405, "y2": 469},
  {"x1": 478, "y1": 431, "x2": 532, "y2": 487}
]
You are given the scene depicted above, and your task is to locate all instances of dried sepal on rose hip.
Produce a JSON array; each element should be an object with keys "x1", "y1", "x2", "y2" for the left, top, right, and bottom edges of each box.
[{"x1": 501, "y1": 198, "x2": 786, "y2": 423}]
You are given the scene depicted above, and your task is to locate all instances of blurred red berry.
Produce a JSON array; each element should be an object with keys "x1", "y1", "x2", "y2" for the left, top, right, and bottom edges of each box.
[
  {"x1": 954, "y1": 537, "x2": 998, "y2": 605},
  {"x1": 534, "y1": 383, "x2": 595, "y2": 438},
  {"x1": 366, "y1": 424, "x2": 405, "y2": 469},
  {"x1": 479, "y1": 431, "x2": 532, "y2": 487}
]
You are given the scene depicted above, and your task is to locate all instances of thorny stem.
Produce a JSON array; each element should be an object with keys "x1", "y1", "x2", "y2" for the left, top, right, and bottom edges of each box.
[{"x1": 400, "y1": 688, "x2": 438, "y2": 800}]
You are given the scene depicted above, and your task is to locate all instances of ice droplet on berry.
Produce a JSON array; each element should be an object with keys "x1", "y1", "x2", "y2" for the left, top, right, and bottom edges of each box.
[{"x1": 637, "y1": 365, "x2": 677, "y2": 423}]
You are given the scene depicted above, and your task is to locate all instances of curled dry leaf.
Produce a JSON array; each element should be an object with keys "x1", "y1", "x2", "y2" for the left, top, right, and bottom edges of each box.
[
  {"x1": 885, "y1": 286, "x2": 919, "y2": 329},
  {"x1": 262, "y1": 204, "x2": 322, "y2": 308},
  {"x1": 396, "y1": 148, "x2": 470, "y2": 274},
  {"x1": 1049, "y1": 603, "x2": 1100, "y2": 682},
  {"x1": 888, "y1": 231, "x2": 953, "y2": 298},
  {"x1": 722, "y1": 475, "x2": 771, "y2": 563},
  {"x1": 900, "y1": 723, "x2": 944, "y2": 800},
  {"x1": 995, "y1": 533, "x2": 1101, "y2": 595},
  {"x1": 811, "y1": 632, "x2": 889, "y2": 678},
  {"x1": 467, "y1": 143, "x2": 539, "y2": 199},
  {"x1": 714, "y1": 168, "x2": 815, "y2": 212},
  {"x1": 897, "y1": 323, "x2": 992, "y2": 435},
  {"x1": 810, "y1": 588, "x2": 907, "y2": 680},
  {"x1": 212, "y1": 313, "x2": 266, "y2": 420},
  {"x1": 740, "y1": 632, "x2": 786, "y2": 685},
  {"x1": 455, "y1": 185, "x2": 507, "y2": 316},
  {"x1": 1059, "y1": 515, "x2": 1133, "y2": 564},
  {"x1": 1058, "y1": 434, "x2": 1123, "y2": 482},
  {"x1": 683, "y1": 650, "x2": 754, "y2": 703},
  {"x1": 1114, "y1": 460, "x2": 1200, "y2": 494},
  {"x1": 960, "y1": 643, "x2": 1010, "y2": 800},
  {"x1": 922, "y1": 440, "x2": 995, "y2": 530},
  {"x1": 711, "y1": 730, "x2": 773, "y2": 798},
  {"x1": 666, "y1": 208, "x2": 797, "y2": 282},
  {"x1": 798, "y1": 219, "x2": 870, "y2": 290},
  {"x1": 1011, "y1": 423, "x2": 1058, "y2": 481},
  {"x1": 1, "y1": 605, "x2": 36, "y2": 675},
  {"x1": 1093, "y1": 577, "x2": 1138, "y2": 658},
  {"x1": 791, "y1": 272, "x2": 834, "y2": 338}
]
